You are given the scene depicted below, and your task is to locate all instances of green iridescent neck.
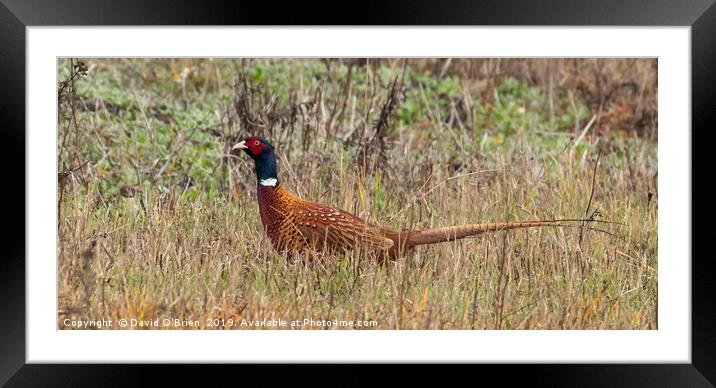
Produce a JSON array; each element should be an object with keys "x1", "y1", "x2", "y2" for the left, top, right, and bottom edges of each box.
[{"x1": 254, "y1": 148, "x2": 279, "y2": 185}]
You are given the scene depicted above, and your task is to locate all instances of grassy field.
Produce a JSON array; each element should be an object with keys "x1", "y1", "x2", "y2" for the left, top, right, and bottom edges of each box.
[{"x1": 57, "y1": 58, "x2": 657, "y2": 329}]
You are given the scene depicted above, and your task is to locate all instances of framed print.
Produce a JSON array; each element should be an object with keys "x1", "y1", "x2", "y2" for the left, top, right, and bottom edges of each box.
[{"x1": 2, "y1": 0, "x2": 714, "y2": 386}]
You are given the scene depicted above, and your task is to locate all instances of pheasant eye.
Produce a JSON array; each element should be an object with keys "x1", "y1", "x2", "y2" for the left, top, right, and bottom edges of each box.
[{"x1": 254, "y1": 141, "x2": 261, "y2": 146}]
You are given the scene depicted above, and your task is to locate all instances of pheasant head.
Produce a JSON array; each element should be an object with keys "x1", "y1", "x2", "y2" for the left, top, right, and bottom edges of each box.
[{"x1": 232, "y1": 136, "x2": 278, "y2": 187}]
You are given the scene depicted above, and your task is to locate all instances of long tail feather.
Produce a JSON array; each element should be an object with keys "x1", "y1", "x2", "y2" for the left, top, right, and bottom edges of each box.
[{"x1": 407, "y1": 218, "x2": 608, "y2": 246}]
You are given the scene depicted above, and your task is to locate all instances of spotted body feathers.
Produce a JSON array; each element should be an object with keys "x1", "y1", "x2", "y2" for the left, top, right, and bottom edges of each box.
[{"x1": 257, "y1": 185, "x2": 395, "y2": 256}]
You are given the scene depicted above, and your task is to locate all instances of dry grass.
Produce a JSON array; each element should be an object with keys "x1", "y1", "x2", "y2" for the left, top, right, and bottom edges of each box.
[{"x1": 57, "y1": 58, "x2": 657, "y2": 329}]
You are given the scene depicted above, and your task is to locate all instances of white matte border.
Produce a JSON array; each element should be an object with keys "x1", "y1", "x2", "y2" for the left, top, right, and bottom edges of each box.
[{"x1": 27, "y1": 27, "x2": 690, "y2": 363}]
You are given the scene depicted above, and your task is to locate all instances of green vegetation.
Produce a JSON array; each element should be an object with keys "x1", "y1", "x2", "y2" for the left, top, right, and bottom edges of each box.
[{"x1": 58, "y1": 58, "x2": 657, "y2": 329}]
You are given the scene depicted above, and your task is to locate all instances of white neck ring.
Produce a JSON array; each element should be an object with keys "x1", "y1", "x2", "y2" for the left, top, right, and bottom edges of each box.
[{"x1": 259, "y1": 178, "x2": 278, "y2": 187}]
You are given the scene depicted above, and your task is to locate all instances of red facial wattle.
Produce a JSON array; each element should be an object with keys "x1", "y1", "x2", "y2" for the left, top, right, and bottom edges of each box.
[{"x1": 247, "y1": 139, "x2": 265, "y2": 155}]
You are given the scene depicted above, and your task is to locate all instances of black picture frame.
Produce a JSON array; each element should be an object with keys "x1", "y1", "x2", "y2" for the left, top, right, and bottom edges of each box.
[{"x1": 2, "y1": 1, "x2": 713, "y2": 386}]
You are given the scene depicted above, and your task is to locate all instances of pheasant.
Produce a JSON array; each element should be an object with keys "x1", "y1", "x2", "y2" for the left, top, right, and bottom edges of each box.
[{"x1": 232, "y1": 136, "x2": 601, "y2": 261}]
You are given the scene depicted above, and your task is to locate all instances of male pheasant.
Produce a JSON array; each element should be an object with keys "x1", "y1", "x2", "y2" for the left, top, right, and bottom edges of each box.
[{"x1": 233, "y1": 136, "x2": 598, "y2": 261}]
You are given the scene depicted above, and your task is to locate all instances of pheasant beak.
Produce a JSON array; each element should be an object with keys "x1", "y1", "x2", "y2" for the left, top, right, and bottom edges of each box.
[{"x1": 232, "y1": 140, "x2": 248, "y2": 151}]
